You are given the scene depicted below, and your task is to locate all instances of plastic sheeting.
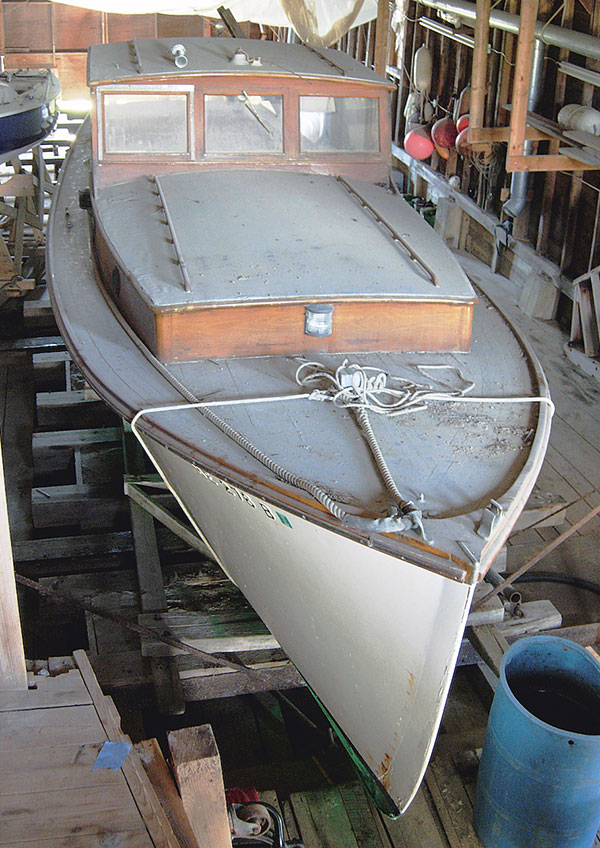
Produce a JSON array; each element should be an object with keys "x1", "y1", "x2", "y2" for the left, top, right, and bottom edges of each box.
[{"x1": 48, "y1": 0, "x2": 378, "y2": 45}]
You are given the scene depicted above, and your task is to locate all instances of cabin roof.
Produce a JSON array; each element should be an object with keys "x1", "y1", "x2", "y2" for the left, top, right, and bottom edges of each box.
[{"x1": 87, "y1": 37, "x2": 393, "y2": 88}]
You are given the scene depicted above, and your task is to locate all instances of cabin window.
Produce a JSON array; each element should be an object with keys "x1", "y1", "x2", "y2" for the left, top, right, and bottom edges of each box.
[
  {"x1": 102, "y1": 91, "x2": 190, "y2": 155},
  {"x1": 205, "y1": 93, "x2": 283, "y2": 154},
  {"x1": 299, "y1": 96, "x2": 379, "y2": 153}
]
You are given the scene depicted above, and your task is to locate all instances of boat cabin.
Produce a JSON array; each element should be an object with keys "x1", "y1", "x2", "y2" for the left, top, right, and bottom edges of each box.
[{"x1": 86, "y1": 38, "x2": 476, "y2": 363}]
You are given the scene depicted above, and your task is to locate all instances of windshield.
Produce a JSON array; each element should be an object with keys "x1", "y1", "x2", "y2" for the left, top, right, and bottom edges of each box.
[
  {"x1": 103, "y1": 92, "x2": 190, "y2": 155},
  {"x1": 299, "y1": 96, "x2": 379, "y2": 153},
  {"x1": 205, "y1": 93, "x2": 283, "y2": 154}
]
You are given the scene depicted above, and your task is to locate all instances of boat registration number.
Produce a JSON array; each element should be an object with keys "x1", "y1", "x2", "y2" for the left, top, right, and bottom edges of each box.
[{"x1": 194, "y1": 465, "x2": 293, "y2": 528}]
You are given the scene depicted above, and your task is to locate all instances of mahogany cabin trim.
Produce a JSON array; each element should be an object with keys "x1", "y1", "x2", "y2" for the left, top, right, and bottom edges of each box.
[
  {"x1": 90, "y1": 75, "x2": 393, "y2": 190},
  {"x1": 155, "y1": 300, "x2": 475, "y2": 361}
]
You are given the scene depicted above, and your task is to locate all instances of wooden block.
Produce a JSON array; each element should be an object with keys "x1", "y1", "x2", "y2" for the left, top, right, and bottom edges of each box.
[
  {"x1": 466, "y1": 624, "x2": 510, "y2": 677},
  {"x1": 518, "y1": 271, "x2": 559, "y2": 321},
  {"x1": 467, "y1": 584, "x2": 504, "y2": 627},
  {"x1": 498, "y1": 599, "x2": 562, "y2": 637},
  {"x1": 135, "y1": 738, "x2": 200, "y2": 848},
  {"x1": 168, "y1": 724, "x2": 232, "y2": 848}
]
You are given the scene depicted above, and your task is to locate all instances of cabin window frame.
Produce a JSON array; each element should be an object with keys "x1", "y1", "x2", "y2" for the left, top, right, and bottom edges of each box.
[
  {"x1": 97, "y1": 83, "x2": 195, "y2": 162},
  {"x1": 298, "y1": 93, "x2": 381, "y2": 156},
  {"x1": 203, "y1": 91, "x2": 286, "y2": 158}
]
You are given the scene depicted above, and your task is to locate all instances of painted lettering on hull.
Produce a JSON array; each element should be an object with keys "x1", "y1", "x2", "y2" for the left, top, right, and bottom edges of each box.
[{"x1": 193, "y1": 465, "x2": 293, "y2": 528}]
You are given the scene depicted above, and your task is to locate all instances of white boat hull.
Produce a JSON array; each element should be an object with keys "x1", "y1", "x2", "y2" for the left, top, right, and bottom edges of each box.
[{"x1": 140, "y1": 432, "x2": 475, "y2": 814}]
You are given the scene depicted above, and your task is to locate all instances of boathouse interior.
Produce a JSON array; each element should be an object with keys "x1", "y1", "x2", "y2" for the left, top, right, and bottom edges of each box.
[{"x1": 1, "y1": 2, "x2": 600, "y2": 846}]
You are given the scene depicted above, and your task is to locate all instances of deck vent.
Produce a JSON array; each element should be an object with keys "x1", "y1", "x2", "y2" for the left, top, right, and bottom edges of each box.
[
  {"x1": 305, "y1": 303, "x2": 334, "y2": 337},
  {"x1": 232, "y1": 48, "x2": 250, "y2": 65},
  {"x1": 171, "y1": 44, "x2": 188, "y2": 69}
]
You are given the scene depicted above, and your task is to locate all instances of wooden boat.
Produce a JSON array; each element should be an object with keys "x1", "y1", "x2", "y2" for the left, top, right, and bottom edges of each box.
[
  {"x1": 47, "y1": 37, "x2": 552, "y2": 817},
  {"x1": 0, "y1": 69, "x2": 60, "y2": 161}
]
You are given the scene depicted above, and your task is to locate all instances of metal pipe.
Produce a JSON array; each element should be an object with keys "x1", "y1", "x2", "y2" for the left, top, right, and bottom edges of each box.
[
  {"x1": 420, "y1": 0, "x2": 600, "y2": 61},
  {"x1": 484, "y1": 566, "x2": 522, "y2": 606},
  {"x1": 502, "y1": 37, "x2": 545, "y2": 220}
]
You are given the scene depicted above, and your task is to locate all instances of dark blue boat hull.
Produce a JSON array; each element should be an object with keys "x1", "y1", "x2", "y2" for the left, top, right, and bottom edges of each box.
[{"x1": 0, "y1": 104, "x2": 56, "y2": 156}]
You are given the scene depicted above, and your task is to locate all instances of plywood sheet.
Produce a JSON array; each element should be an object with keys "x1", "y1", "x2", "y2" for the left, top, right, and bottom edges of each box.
[
  {"x1": 0, "y1": 705, "x2": 106, "y2": 750},
  {"x1": 0, "y1": 784, "x2": 149, "y2": 844},
  {"x1": 0, "y1": 670, "x2": 91, "y2": 712}
]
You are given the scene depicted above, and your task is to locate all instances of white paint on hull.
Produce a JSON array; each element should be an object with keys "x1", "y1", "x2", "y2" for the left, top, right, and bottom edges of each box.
[{"x1": 141, "y1": 433, "x2": 474, "y2": 813}]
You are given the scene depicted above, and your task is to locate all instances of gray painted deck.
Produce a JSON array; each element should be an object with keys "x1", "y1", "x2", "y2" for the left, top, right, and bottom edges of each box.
[{"x1": 458, "y1": 252, "x2": 600, "y2": 625}]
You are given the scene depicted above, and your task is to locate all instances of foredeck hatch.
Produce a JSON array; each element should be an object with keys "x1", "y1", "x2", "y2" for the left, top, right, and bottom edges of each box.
[{"x1": 95, "y1": 170, "x2": 476, "y2": 311}]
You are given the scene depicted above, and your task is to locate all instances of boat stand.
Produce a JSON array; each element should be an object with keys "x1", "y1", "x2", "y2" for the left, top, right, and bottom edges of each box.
[
  {"x1": 121, "y1": 422, "x2": 304, "y2": 714},
  {"x1": 0, "y1": 146, "x2": 53, "y2": 306}
]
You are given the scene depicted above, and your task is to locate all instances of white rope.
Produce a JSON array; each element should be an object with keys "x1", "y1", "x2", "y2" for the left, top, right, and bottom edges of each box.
[
  {"x1": 130, "y1": 359, "x2": 553, "y2": 545},
  {"x1": 295, "y1": 360, "x2": 555, "y2": 420}
]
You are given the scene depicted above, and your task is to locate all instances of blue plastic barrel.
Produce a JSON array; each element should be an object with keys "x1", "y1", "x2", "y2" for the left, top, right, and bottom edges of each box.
[{"x1": 473, "y1": 635, "x2": 600, "y2": 848}]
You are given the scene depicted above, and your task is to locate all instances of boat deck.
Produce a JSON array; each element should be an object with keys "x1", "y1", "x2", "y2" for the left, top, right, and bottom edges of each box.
[{"x1": 51, "y1": 124, "x2": 550, "y2": 572}]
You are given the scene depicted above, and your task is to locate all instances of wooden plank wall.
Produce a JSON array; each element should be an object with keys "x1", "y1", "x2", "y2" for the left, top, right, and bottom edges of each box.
[
  {"x1": 385, "y1": 1, "x2": 600, "y2": 287},
  {"x1": 3, "y1": 0, "x2": 600, "y2": 284},
  {"x1": 0, "y1": 2, "x2": 261, "y2": 100}
]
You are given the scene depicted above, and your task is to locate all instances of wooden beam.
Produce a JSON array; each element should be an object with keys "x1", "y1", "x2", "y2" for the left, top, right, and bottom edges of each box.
[
  {"x1": 135, "y1": 738, "x2": 200, "y2": 848},
  {"x1": 168, "y1": 725, "x2": 232, "y2": 848},
  {"x1": 470, "y1": 0, "x2": 490, "y2": 136},
  {"x1": 374, "y1": 0, "x2": 390, "y2": 76},
  {"x1": 507, "y1": 0, "x2": 539, "y2": 161},
  {"x1": 124, "y1": 481, "x2": 214, "y2": 560},
  {"x1": 508, "y1": 153, "x2": 600, "y2": 172},
  {"x1": 466, "y1": 624, "x2": 510, "y2": 677},
  {"x1": 0, "y1": 441, "x2": 27, "y2": 691},
  {"x1": 470, "y1": 126, "x2": 550, "y2": 143},
  {"x1": 129, "y1": 500, "x2": 185, "y2": 715}
]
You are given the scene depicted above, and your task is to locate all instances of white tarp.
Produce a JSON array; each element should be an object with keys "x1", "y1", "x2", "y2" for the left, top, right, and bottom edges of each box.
[{"x1": 48, "y1": 0, "x2": 378, "y2": 45}]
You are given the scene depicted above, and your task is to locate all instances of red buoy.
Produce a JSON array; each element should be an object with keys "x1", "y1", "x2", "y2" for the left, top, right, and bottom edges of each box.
[
  {"x1": 431, "y1": 117, "x2": 458, "y2": 150},
  {"x1": 404, "y1": 125, "x2": 434, "y2": 160},
  {"x1": 456, "y1": 113, "x2": 470, "y2": 134}
]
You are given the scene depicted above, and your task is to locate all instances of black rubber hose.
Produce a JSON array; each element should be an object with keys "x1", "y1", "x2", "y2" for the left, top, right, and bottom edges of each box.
[{"x1": 503, "y1": 571, "x2": 600, "y2": 597}]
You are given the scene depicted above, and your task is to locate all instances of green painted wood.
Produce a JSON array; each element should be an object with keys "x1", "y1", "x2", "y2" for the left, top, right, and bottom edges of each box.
[
  {"x1": 338, "y1": 783, "x2": 389, "y2": 848},
  {"x1": 291, "y1": 788, "x2": 360, "y2": 848}
]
